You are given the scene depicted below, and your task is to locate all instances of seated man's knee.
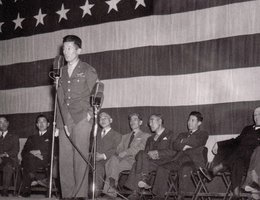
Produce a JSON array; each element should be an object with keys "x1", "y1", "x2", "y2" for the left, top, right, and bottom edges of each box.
[{"x1": 135, "y1": 150, "x2": 146, "y2": 160}]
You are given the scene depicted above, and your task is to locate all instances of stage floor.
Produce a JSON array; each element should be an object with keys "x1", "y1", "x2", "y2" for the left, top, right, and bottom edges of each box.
[{"x1": 0, "y1": 197, "x2": 125, "y2": 200}]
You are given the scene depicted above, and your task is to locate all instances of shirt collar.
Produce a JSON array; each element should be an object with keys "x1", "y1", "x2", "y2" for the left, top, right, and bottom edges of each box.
[
  {"x1": 132, "y1": 129, "x2": 140, "y2": 136},
  {"x1": 1, "y1": 130, "x2": 8, "y2": 138},
  {"x1": 254, "y1": 125, "x2": 260, "y2": 130},
  {"x1": 39, "y1": 130, "x2": 47, "y2": 136},
  {"x1": 156, "y1": 127, "x2": 165, "y2": 137},
  {"x1": 189, "y1": 129, "x2": 198, "y2": 134},
  {"x1": 103, "y1": 127, "x2": 111, "y2": 134}
]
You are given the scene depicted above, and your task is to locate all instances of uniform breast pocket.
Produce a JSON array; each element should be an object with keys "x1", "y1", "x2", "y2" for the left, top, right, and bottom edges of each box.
[{"x1": 72, "y1": 77, "x2": 86, "y2": 92}]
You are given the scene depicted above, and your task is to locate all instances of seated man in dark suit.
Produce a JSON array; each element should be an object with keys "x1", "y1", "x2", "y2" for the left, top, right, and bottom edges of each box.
[
  {"x1": 0, "y1": 116, "x2": 19, "y2": 197},
  {"x1": 152, "y1": 111, "x2": 208, "y2": 199},
  {"x1": 124, "y1": 114, "x2": 178, "y2": 200},
  {"x1": 20, "y1": 114, "x2": 52, "y2": 197},
  {"x1": 95, "y1": 112, "x2": 122, "y2": 197},
  {"x1": 200, "y1": 106, "x2": 260, "y2": 199}
]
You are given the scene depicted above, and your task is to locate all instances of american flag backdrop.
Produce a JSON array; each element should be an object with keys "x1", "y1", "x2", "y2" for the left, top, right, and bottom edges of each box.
[{"x1": 1, "y1": 0, "x2": 260, "y2": 157}]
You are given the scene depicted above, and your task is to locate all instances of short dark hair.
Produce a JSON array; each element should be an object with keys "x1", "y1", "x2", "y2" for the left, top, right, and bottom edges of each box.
[
  {"x1": 189, "y1": 111, "x2": 203, "y2": 122},
  {"x1": 0, "y1": 116, "x2": 8, "y2": 122},
  {"x1": 128, "y1": 113, "x2": 142, "y2": 121},
  {"x1": 36, "y1": 114, "x2": 49, "y2": 123},
  {"x1": 150, "y1": 113, "x2": 164, "y2": 124},
  {"x1": 63, "y1": 35, "x2": 82, "y2": 48}
]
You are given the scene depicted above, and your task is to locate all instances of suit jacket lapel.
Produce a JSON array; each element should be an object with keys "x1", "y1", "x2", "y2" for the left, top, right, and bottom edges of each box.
[{"x1": 154, "y1": 129, "x2": 167, "y2": 143}]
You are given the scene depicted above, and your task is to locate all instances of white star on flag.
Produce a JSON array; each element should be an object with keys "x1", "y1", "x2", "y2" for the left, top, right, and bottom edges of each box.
[
  {"x1": 135, "y1": 0, "x2": 146, "y2": 9},
  {"x1": 80, "y1": 0, "x2": 94, "y2": 17},
  {"x1": 56, "y1": 3, "x2": 70, "y2": 22},
  {"x1": 0, "y1": 22, "x2": 4, "y2": 33},
  {"x1": 106, "y1": 0, "x2": 121, "y2": 13},
  {"x1": 13, "y1": 13, "x2": 25, "y2": 30},
  {"x1": 0, "y1": 0, "x2": 2, "y2": 5},
  {"x1": 34, "y1": 9, "x2": 47, "y2": 26}
]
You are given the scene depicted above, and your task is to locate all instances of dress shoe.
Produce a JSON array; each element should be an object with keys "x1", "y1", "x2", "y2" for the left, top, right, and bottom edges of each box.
[
  {"x1": 31, "y1": 180, "x2": 38, "y2": 186},
  {"x1": 138, "y1": 180, "x2": 151, "y2": 189},
  {"x1": 19, "y1": 191, "x2": 31, "y2": 197},
  {"x1": 245, "y1": 181, "x2": 260, "y2": 193},
  {"x1": 1, "y1": 189, "x2": 9, "y2": 197},
  {"x1": 37, "y1": 178, "x2": 49, "y2": 188},
  {"x1": 199, "y1": 167, "x2": 214, "y2": 182}
]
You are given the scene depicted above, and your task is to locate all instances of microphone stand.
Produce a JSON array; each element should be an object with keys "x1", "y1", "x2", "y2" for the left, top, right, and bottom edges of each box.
[
  {"x1": 48, "y1": 74, "x2": 60, "y2": 198},
  {"x1": 91, "y1": 102, "x2": 101, "y2": 200}
]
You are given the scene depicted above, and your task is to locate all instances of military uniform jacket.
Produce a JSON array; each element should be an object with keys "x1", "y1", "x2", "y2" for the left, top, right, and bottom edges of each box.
[{"x1": 57, "y1": 60, "x2": 98, "y2": 128}]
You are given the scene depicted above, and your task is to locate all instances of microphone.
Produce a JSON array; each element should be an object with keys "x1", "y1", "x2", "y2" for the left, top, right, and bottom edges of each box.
[
  {"x1": 90, "y1": 81, "x2": 104, "y2": 107},
  {"x1": 53, "y1": 55, "x2": 64, "y2": 77}
]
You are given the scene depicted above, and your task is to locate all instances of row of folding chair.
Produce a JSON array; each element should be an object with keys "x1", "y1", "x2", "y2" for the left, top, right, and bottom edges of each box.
[
  {"x1": 17, "y1": 166, "x2": 59, "y2": 197},
  {"x1": 126, "y1": 169, "x2": 251, "y2": 200},
  {"x1": 191, "y1": 170, "x2": 251, "y2": 200}
]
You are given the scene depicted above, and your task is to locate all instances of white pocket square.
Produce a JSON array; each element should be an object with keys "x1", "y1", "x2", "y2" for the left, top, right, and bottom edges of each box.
[
  {"x1": 163, "y1": 137, "x2": 168, "y2": 140},
  {"x1": 45, "y1": 139, "x2": 49, "y2": 142}
]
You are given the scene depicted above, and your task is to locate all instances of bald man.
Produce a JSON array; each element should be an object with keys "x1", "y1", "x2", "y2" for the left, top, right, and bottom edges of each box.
[{"x1": 200, "y1": 107, "x2": 260, "y2": 199}]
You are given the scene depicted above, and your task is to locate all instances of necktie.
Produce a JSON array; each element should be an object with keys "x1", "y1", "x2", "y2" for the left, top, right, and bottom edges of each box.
[
  {"x1": 127, "y1": 132, "x2": 135, "y2": 148},
  {"x1": 101, "y1": 130, "x2": 106, "y2": 138},
  {"x1": 154, "y1": 134, "x2": 159, "y2": 141},
  {"x1": 188, "y1": 131, "x2": 192, "y2": 137},
  {"x1": 0, "y1": 132, "x2": 3, "y2": 140}
]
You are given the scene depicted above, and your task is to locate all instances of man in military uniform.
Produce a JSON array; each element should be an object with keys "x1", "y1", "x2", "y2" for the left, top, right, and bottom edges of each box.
[{"x1": 56, "y1": 35, "x2": 98, "y2": 198}]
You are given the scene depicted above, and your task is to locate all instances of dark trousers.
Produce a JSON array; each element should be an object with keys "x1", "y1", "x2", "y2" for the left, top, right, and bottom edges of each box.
[
  {"x1": 152, "y1": 153, "x2": 194, "y2": 197},
  {"x1": 21, "y1": 154, "x2": 48, "y2": 192},
  {"x1": 223, "y1": 157, "x2": 249, "y2": 190},
  {"x1": 0, "y1": 157, "x2": 16, "y2": 190},
  {"x1": 124, "y1": 150, "x2": 168, "y2": 191},
  {"x1": 95, "y1": 160, "x2": 106, "y2": 192}
]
